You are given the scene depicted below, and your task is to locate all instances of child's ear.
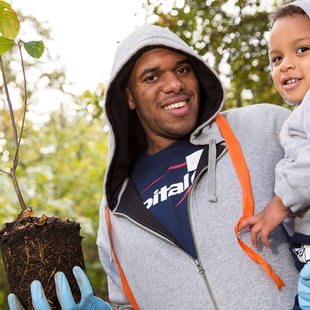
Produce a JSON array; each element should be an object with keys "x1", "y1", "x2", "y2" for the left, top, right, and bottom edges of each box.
[{"x1": 126, "y1": 88, "x2": 136, "y2": 110}]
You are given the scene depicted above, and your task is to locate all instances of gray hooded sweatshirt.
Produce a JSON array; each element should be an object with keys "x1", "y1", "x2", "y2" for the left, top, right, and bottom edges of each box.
[
  {"x1": 97, "y1": 24, "x2": 298, "y2": 309},
  {"x1": 274, "y1": 1, "x2": 310, "y2": 239}
]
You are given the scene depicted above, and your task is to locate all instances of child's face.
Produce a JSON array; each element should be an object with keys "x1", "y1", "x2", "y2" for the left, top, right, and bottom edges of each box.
[{"x1": 269, "y1": 14, "x2": 310, "y2": 104}]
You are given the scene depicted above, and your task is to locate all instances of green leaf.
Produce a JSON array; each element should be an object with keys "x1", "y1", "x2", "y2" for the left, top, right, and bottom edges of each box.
[
  {"x1": 0, "y1": 1, "x2": 10, "y2": 9},
  {"x1": 23, "y1": 41, "x2": 45, "y2": 58},
  {"x1": 0, "y1": 35, "x2": 15, "y2": 54},
  {"x1": 0, "y1": 1, "x2": 20, "y2": 39}
]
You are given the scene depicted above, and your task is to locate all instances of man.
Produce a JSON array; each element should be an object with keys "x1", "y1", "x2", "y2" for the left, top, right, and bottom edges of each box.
[
  {"x1": 96, "y1": 24, "x2": 298, "y2": 309},
  {"x1": 8, "y1": 24, "x2": 304, "y2": 309}
]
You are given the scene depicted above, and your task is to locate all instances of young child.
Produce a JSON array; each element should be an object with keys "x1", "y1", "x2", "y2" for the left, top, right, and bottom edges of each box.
[{"x1": 240, "y1": 1, "x2": 310, "y2": 308}]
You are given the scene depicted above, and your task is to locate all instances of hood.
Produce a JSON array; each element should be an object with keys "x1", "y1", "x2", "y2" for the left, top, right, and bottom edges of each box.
[
  {"x1": 103, "y1": 24, "x2": 224, "y2": 209},
  {"x1": 290, "y1": 0, "x2": 310, "y2": 17}
]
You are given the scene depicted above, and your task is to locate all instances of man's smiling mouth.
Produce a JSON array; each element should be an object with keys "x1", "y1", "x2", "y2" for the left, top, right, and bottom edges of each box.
[{"x1": 164, "y1": 101, "x2": 188, "y2": 110}]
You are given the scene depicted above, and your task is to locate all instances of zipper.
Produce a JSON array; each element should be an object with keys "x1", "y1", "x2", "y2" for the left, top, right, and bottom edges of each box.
[
  {"x1": 113, "y1": 211, "x2": 218, "y2": 309},
  {"x1": 195, "y1": 258, "x2": 218, "y2": 309},
  {"x1": 196, "y1": 258, "x2": 205, "y2": 275},
  {"x1": 186, "y1": 146, "x2": 227, "y2": 310},
  {"x1": 187, "y1": 195, "x2": 219, "y2": 309}
]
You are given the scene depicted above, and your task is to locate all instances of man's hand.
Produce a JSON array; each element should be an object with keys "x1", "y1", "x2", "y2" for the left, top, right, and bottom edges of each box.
[
  {"x1": 239, "y1": 195, "x2": 291, "y2": 248},
  {"x1": 8, "y1": 266, "x2": 112, "y2": 310},
  {"x1": 299, "y1": 263, "x2": 310, "y2": 309}
]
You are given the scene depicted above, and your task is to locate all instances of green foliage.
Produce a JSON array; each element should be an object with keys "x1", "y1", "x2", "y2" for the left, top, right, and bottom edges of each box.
[
  {"x1": 0, "y1": 1, "x2": 19, "y2": 39},
  {"x1": 23, "y1": 40, "x2": 44, "y2": 58},
  {"x1": 0, "y1": 0, "x2": 44, "y2": 58},
  {"x1": 144, "y1": 0, "x2": 287, "y2": 108},
  {"x1": 79, "y1": 83, "x2": 105, "y2": 121},
  {"x1": 0, "y1": 36, "x2": 14, "y2": 54}
]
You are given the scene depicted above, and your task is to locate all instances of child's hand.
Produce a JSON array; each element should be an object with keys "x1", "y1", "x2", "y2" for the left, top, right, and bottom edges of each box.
[{"x1": 239, "y1": 195, "x2": 291, "y2": 248}]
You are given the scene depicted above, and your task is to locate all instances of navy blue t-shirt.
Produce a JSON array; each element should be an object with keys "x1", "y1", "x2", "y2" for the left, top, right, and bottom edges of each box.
[{"x1": 130, "y1": 140, "x2": 203, "y2": 258}]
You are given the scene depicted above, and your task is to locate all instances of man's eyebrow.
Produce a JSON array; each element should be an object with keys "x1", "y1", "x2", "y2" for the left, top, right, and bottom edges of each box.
[
  {"x1": 176, "y1": 59, "x2": 191, "y2": 65},
  {"x1": 139, "y1": 66, "x2": 160, "y2": 80},
  {"x1": 138, "y1": 59, "x2": 192, "y2": 80}
]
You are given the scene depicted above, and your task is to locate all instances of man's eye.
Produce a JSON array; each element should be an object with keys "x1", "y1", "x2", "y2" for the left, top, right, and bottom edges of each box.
[
  {"x1": 145, "y1": 75, "x2": 158, "y2": 82},
  {"x1": 297, "y1": 46, "x2": 310, "y2": 54},
  {"x1": 176, "y1": 67, "x2": 190, "y2": 74}
]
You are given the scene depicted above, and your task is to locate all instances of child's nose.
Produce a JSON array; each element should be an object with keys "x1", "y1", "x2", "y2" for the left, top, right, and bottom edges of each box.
[{"x1": 280, "y1": 57, "x2": 296, "y2": 72}]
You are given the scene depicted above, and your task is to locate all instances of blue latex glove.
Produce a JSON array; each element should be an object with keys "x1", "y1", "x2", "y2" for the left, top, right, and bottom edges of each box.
[
  {"x1": 299, "y1": 263, "x2": 310, "y2": 310},
  {"x1": 8, "y1": 266, "x2": 112, "y2": 310}
]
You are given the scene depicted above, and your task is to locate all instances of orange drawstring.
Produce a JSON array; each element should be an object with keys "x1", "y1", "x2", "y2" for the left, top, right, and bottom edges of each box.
[
  {"x1": 105, "y1": 208, "x2": 140, "y2": 309},
  {"x1": 216, "y1": 113, "x2": 284, "y2": 290}
]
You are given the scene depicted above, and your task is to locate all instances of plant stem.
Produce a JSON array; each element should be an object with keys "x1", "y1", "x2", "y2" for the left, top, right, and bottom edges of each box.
[
  {"x1": 0, "y1": 54, "x2": 27, "y2": 211},
  {"x1": 13, "y1": 43, "x2": 27, "y2": 170},
  {"x1": 0, "y1": 56, "x2": 19, "y2": 148},
  {"x1": 10, "y1": 167, "x2": 27, "y2": 210},
  {"x1": 0, "y1": 168, "x2": 10, "y2": 177}
]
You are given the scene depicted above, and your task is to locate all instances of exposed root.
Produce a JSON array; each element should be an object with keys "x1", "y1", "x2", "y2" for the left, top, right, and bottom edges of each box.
[{"x1": 0, "y1": 216, "x2": 86, "y2": 310}]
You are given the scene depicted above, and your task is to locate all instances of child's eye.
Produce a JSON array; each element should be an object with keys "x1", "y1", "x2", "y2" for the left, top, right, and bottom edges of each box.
[
  {"x1": 297, "y1": 47, "x2": 310, "y2": 55},
  {"x1": 271, "y1": 55, "x2": 282, "y2": 65}
]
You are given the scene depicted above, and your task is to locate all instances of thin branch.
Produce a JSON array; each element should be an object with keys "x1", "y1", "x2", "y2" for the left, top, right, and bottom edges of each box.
[
  {"x1": 0, "y1": 56, "x2": 19, "y2": 148},
  {"x1": 0, "y1": 54, "x2": 27, "y2": 211},
  {"x1": 10, "y1": 168, "x2": 26, "y2": 210},
  {"x1": 0, "y1": 168, "x2": 11, "y2": 177},
  {"x1": 13, "y1": 43, "x2": 27, "y2": 170}
]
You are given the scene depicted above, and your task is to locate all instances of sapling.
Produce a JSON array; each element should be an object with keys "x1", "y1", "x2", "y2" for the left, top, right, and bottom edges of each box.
[
  {"x1": 0, "y1": 0, "x2": 44, "y2": 214},
  {"x1": 0, "y1": 2, "x2": 86, "y2": 309}
]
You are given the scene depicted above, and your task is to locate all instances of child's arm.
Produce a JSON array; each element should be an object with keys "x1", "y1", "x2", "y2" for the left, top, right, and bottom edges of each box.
[
  {"x1": 239, "y1": 195, "x2": 292, "y2": 247},
  {"x1": 276, "y1": 91, "x2": 310, "y2": 215}
]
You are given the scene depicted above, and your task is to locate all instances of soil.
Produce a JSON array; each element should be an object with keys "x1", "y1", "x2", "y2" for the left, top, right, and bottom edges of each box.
[{"x1": 0, "y1": 212, "x2": 86, "y2": 309}]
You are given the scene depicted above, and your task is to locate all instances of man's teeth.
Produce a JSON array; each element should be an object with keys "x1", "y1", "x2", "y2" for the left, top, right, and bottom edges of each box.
[
  {"x1": 165, "y1": 101, "x2": 187, "y2": 110},
  {"x1": 285, "y1": 78, "x2": 299, "y2": 85}
]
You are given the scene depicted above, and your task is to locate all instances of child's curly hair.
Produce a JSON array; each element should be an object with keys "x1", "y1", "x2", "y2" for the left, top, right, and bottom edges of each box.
[{"x1": 270, "y1": 4, "x2": 308, "y2": 28}]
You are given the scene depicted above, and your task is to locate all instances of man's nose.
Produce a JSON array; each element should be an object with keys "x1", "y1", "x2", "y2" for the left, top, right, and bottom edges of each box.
[{"x1": 162, "y1": 72, "x2": 184, "y2": 93}]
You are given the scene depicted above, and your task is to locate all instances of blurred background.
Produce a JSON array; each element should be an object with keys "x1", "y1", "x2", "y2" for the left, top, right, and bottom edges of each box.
[{"x1": 0, "y1": 0, "x2": 291, "y2": 308}]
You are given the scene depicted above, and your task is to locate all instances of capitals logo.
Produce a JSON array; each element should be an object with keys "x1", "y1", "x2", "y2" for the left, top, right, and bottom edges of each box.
[{"x1": 143, "y1": 149, "x2": 203, "y2": 210}]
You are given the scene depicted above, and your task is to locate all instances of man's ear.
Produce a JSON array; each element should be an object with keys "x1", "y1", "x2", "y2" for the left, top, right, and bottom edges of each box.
[{"x1": 126, "y1": 88, "x2": 136, "y2": 110}]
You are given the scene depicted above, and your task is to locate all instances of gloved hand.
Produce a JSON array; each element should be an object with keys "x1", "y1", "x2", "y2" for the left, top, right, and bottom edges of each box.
[
  {"x1": 299, "y1": 263, "x2": 310, "y2": 310},
  {"x1": 8, "y1": 266, "x2": 112, "y2": 310}
]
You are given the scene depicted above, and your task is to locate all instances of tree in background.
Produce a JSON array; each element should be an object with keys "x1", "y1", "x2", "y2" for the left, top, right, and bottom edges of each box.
[{"x1": 144, "y1": 0, "x2": 291, "y2": 108}]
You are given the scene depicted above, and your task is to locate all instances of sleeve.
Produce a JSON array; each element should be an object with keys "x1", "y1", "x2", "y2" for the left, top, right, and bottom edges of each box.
[
  {"x1": 275, "y1": 91, "x2": 310, "y2": 213},
  {"x1": 96, "y1": 198, "x2": 134, "y2": 309}
]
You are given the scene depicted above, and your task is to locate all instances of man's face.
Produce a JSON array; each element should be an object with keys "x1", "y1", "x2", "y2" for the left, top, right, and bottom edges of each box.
[
  {"x1": 269, "y1": 15, "x2": 310, "y2": 104},
  {"x1": 126, "y1": 48, "x2": 200, "y2": 154}
]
